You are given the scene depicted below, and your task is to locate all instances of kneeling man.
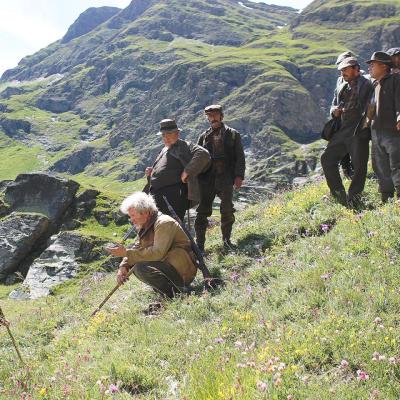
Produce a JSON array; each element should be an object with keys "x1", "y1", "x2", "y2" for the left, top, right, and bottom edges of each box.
[{"x1": 106, "y1": 192, "x2": 197, "y2": 298}]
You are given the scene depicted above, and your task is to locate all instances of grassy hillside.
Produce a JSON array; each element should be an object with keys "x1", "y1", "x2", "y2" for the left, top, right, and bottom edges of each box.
[{"x1": 1, "y1": 176, "x2": 400, "y2": 399}]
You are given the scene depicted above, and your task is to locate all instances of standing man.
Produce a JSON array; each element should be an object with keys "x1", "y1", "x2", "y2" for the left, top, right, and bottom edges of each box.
[
  {"x1": 195, "y1": 104, "x2": 245, "y2": 251},
  {"x1": 386, "y1": 48, "x2": 400, "y2": 74},
  {"x1": 145, "y1": 119, "x2": 210, "y2": 221},
  {"x1": 335, "y1": 51, "x2": 356, "y2": 179},
  {"x1": 367, "y1": 51, "x2": 400, "y2": 202},
  {"x1": 321, "y1": 57, "x2": 373, "y2": 207}
]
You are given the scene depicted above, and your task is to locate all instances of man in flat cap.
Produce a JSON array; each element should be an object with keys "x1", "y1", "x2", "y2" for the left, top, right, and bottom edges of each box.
[
  {"x1": 334, "y1": 51, "x2": 357, "y2": 180},
  {"x1": 194, "y1": 104, "x2": 245, "y2": 251},
  {"x1": 321, "y1": 56, "x2": 373, "y2": 207},
  {"x1": 367, "y1": 51, "x2": 400, "y2": 202},
  {"x1": 386, "y1": 48, "x2": 400, "y2": 74},
  {"x1": 145, "y1": 119, "x2": 211, "y2": 220}
]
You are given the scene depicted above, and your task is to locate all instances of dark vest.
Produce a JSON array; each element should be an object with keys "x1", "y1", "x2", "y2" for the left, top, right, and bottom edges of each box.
[{"x1": 150, "y1": 147, "x2": 183, "y2": 190}]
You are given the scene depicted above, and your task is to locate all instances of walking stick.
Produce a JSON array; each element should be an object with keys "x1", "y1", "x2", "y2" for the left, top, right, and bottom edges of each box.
[
  {"x1": 162, "y1": 196, "x2": 223, "y2": 289},
  {"x1": 0, "y1": 305, "x2": 26, "y2": 366}
]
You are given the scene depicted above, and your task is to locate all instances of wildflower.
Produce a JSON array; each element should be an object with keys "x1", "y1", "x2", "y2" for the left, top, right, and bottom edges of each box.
[
  {"x1": 236, "y1": 363, "x2": 246, "y2": 368},
  {"x1": 367, "y1": 231, "x2": 376, "y2": 238},
  {"x1": 389, "y1": 357, "x2": 398, "y2": 365},
  {"x1": 340, "y1": 359, "x2": 349, "y2": 368},
  {"x1": 320, "y1": 224, "x2": 330, "y2": 233},
  {"x1": 320, "y1": 273, "x2": 331, "y2": 280},
  {"x1": 39, "y1": 388, "x2": 47, "y2": 397},
  {"x1": 246, "y1": 361, "x2": 256, "y2": 367},
  {"x1": 230, "y1": 272, "x2": 240, "y2": 281},
  {"x1": 109, "y1": 384, "x2": 119, "y2": 393},
  {"x1": 287, "y1": 396, "x2": 294, "y2": 400},
  {"x1": 371, "y1": 389, "x2": 380, "y2": 398},
  {"x1": 273, "y1": 372, "x2": 282, "y2": 387},
  {"x1": 234, "y1": 341, "x2": 243, "y2": 348},
  {"x1": 214, "y1": 337, "x2": 224, "y2": 344},
  {"x1": 256, "y1": 381, "x2": 267, "y2": 392},
  {"x1": 357, "y1": 370, "x2": 370, "y2": 381},
  {"x1": 373, "y1": 317, "x2": 382, "y2": 325}
]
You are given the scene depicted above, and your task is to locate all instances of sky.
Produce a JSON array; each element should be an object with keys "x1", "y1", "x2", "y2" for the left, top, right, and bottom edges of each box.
[{"x1": 0, "y1": 0, "x2": 312, "y2": 77}]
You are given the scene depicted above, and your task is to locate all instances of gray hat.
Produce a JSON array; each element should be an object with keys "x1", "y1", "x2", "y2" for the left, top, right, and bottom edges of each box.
[
  {"x1": 387, "y1": 47, "x2": 400, "y2": 56},
  {"x1": 157, "y1": 119, "x2": 181, "y2": 135},
  {"x1": 204, "y1": 104, "x2": 223, "y2": 114},
  {"x1": 336, "y1": 51, "x2": 355, "y2": 65},
  {"x1": 366, "y1": 51, "x2": 393, "y2": 67},
  {"x1": 337, "y1": 57, "x2": 359, "y2": 70}
]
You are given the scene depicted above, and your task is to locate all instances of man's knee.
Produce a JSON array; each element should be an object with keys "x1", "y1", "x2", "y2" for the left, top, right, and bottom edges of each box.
[{"x1": 132, "y1": 263, "x2": 151, "y2": 281}]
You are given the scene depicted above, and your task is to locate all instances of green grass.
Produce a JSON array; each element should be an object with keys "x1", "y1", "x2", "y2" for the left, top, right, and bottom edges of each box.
[{"x1": 1, "y1": 177, "x2": 400, "y2": 398}]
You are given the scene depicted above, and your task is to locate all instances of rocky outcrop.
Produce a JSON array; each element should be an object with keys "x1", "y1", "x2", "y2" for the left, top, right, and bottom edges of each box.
[
  {"x1": 36, "y1": 95, "x2": 72, "y2": 113},
  {"x1": 4, "y1": 173, "x2": 79, "y2": 226},
  {"x1": 62, "y1": 6, "x2": 121, "y2": 44},
  {"x1": 50, "y1": 147, "x2": 96, "y2": 174},
  {"x1": 0, "y1": 118, "x2": 31, "y2": 137},
  {"x1": 0, "y1": 213, "x2": 49, "y2": 281},
  {"x1": 10, "y1": 232, "x2": 99, "y2": 299}
]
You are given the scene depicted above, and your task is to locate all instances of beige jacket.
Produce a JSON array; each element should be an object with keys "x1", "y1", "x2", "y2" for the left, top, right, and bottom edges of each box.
[{"x1": 126, "y1": 213, "x2": 197, "y2": 284}]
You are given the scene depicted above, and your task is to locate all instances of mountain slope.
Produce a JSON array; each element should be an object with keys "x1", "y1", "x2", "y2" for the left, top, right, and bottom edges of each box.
[{"x1": 0, "y1": 0, "x2": 399, "y2": 189}]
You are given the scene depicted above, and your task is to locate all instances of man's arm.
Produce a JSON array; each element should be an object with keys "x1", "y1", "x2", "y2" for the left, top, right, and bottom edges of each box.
[
  {"x1": 394, "y1": 75, "x2": 400, "y2": 131},
  {"x1": 183, "y1": 143, "x2": 211, "y2": 179},
  {"x1": 233, "y1": 130, "x2": 245, "y2": 188}
]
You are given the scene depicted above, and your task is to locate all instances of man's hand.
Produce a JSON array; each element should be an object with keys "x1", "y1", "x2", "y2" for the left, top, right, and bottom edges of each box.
[
  {"x1": 181, "y1": 170, "x2": 189, "y2": 183},
  {"x1": 0, "y1": 317, "x2": 10, "y2": 327},
  {"x1": 333, "y1": 107, "x2": 343, "y2": 118},
  {"x1": 234, "y1": 177, "x2": 243, "y2": 190},
  {"x1": 397, "y1": 121, "x2": 400, "y2": 131},
  {"x1": 105, "y1": 244, "x2": 127, "y2": 257},
  {"x1": 117, "y1": 263, "x2": 130, "y2": 285},
  {"x1": 145, "y1": 167, "x2": 153, "y2": 177}
]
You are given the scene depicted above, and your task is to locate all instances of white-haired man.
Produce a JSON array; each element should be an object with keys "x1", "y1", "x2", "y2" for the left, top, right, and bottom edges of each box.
[{"x1": 106, "y1": 192, "x2": 197, "y2": 298}]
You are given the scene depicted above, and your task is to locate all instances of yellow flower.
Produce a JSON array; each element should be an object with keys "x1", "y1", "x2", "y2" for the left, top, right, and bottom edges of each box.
[{"x1": 39, "y1": 387, "x2": 47, "y2": 397}]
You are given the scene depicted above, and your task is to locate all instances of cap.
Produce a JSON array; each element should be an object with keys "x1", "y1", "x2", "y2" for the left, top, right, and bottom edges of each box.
[
  {"x1": 157, "y1": 119, "x2": 181, "y2": 136},
  {"x1": 204, "y1": 104, "x2": 223, "y2": 114},
  {"x1": 386, "y1": 47, "x2": 400, "y2": 56},
  {"x1": 337, "y1": 57, "x2": 359, "y2": 71},
  {"x1": 336, "y1": 51, "x2": 355, "y2": 65}
]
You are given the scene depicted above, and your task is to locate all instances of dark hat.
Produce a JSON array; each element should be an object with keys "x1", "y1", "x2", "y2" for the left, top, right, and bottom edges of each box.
[
  {"x1": 366, "y1": 51, "x2": 393, "y2": 67},
  {"x1": 204, "y1": 104, "x2": 223, "y2": 114},
  {"x1": 157, "y1": 119, "x2": 181, "y2": 135},
  {"x1": 387, "y1": 47, "x2": 400, "y2": 56},
  {"x1": 337, "y1": 57, "x2": 359, "y2": 70},
  {"x1": 336, "y1": 51, "x2": 355, "y2": 65}
]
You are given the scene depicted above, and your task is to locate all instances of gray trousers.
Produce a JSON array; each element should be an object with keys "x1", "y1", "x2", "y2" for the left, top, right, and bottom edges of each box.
[
  {"x1": 371, "y1": 129, "x2": 400, "y2": 194},
  {"x1": 321, "y1": 125, "x2": 370, "y2": 199},
  {"x1": 132, "y1": 261, "x2": 185, "y2": 298}
]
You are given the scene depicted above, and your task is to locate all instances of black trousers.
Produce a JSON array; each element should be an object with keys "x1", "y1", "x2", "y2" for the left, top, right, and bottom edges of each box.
[
  {"x1": 321, "y1": 126, "x2": 370, "y2": 200},
  {"x1": 371, "y1": 129, "x2": 400, "y2": 194},
  {"x1": 150, "y1": 183, "x2": 188, "y2": 221},
  {"x1": 132, "y1": 261, "x2": 185, "y2": 298},
  {"x1": 195, "y1": 182, "x2": 235, "y2": 247}
]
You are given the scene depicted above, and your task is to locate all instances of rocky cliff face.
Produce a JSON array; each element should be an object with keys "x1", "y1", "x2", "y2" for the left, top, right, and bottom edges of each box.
[
  {"x1": 0, "y1": 173, "x2": 127, "y2": 297},
  {"x1": 0, "y1": 0, "x2": 399, "y2": 188}
]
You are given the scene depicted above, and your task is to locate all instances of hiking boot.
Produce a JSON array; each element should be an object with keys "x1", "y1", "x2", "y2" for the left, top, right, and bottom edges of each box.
[
  {"x1": 223, "y1": 238, "x2": 236, "y2": 250},
  {"x1": 382, "y1": 191, "x2": 395, "y2": 203},
  {"x1": 331, "y1": 189, "x2": 347, "y2": 206}
]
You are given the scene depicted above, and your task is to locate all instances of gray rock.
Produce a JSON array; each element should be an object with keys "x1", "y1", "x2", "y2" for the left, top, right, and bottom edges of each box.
[
  {"x1": 50, "y1": 146, "x2": 95, "y2": 174},
  {"x1": 36, "y1": 96, "x2": 72, "y2": 113},
  {"x1": 0, "y1": 199, "x2": 9, "y2": 218},
  {"x1": 0, "y1": 118, "x2": 31, "y2": 137},
  {"x1": 10, "y1": 232, "x2": 97, "y2": 299},
  {"x1": 0, "y1": 213, "x2": 49, "y2": 281},
  {"x1": 4, "y1": 173, "x2": 79, "y2": 226}
]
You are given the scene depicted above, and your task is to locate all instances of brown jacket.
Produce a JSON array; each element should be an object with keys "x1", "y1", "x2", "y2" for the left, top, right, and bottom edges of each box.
[{"x1": 126, "y1": 213, "x2": 197, "y2": 284}]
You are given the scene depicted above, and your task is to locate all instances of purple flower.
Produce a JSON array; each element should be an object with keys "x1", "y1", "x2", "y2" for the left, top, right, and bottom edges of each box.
[
  {"x1": 320, "y1": 224, "x2": 330, "y2": 233},
  {"x1": 256, "y1": 380, "x2": 268, "y2": 392},
  {"x1": 109, "y1": 384, "x2": 119, "y2": 393},
  {"x1": 340, "y1": 359, "x2": 349, "y2": 368},
  {"x1": 356, "y1": 370, "x2": 369, "y2": 381},
  {"x1": 214, "y1": 337, "x2": 225, "y2": 344}
]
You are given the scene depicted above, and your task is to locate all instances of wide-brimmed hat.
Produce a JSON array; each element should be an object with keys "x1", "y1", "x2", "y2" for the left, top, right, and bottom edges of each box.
[
  {"x1": 204, "y1": 104, "x2": 223, "y2": 114},
  {"x1": 335, "y1": 51, "x2": 355, "y2": 65},
  {"x1": 386, "y1": 47, "x2": 400, "y2": 56},
  {"x1": 366, "y1": 51, "x2": 393, "y2": 67},
  {"x1": 157, "y1": 119, "x2": 181, "y2": 135},
  {"x1": 337, "y1": 57, "x2": 359, "y2": 71}
]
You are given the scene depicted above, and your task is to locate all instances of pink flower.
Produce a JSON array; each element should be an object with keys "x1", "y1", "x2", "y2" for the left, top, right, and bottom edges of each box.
[
  {"x1": 389, "y1": 357, "x2": 397, "y2": 365},
  {"x1": 357, "y1": 370, "x2": 369, "y2": 381},
  {"x1": 287, "y1": 396, "x2": 294, "y2": 400},
  {"x1": 373, "y1": 317, "x2": 382, "y2": 325},
  {"x1": 371, "y1": 389, "x2": 380, "y2": 398},
  {"x1": 109, "y1": 384, "x2": 119, "y2": 393},
  {"x1": 256, "y1": 381, "x2": 268, "y2": 392},
  {"x1": 214, "y1": 337, "x2": 224, "y2": 344},
  {"x1": 340, "y1": 359, "x2": 349, "y2": 368}
]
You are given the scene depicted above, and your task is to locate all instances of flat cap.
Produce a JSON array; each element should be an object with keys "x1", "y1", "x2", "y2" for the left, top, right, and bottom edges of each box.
[
  {"x1": 157, "y1": 119, "x2": 181, "y2": 135},
  {"x1": 387, "y1": 47, "x2": 400, "y2": 56},
  {"x1": 204, "y1": 104, "x2": 223, "y2": 113},
  {"x1": 336, "y1": 51, "x2": 355, "y2": 65},
  {"x1": 337, "y1": 57, "x2": 359, "y2": 70},
  {"x1": 366, "y1": 51, "x2": 393, "y2": 67}
]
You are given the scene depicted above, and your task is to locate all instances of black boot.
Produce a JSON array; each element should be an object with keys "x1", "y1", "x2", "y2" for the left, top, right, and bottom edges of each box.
[
  {"x1": 331, "y1": 189, "x2": 347, "y2": 206},
  {"x1": 382, "y1": 191, "x2": 395, "y2": 203}
]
